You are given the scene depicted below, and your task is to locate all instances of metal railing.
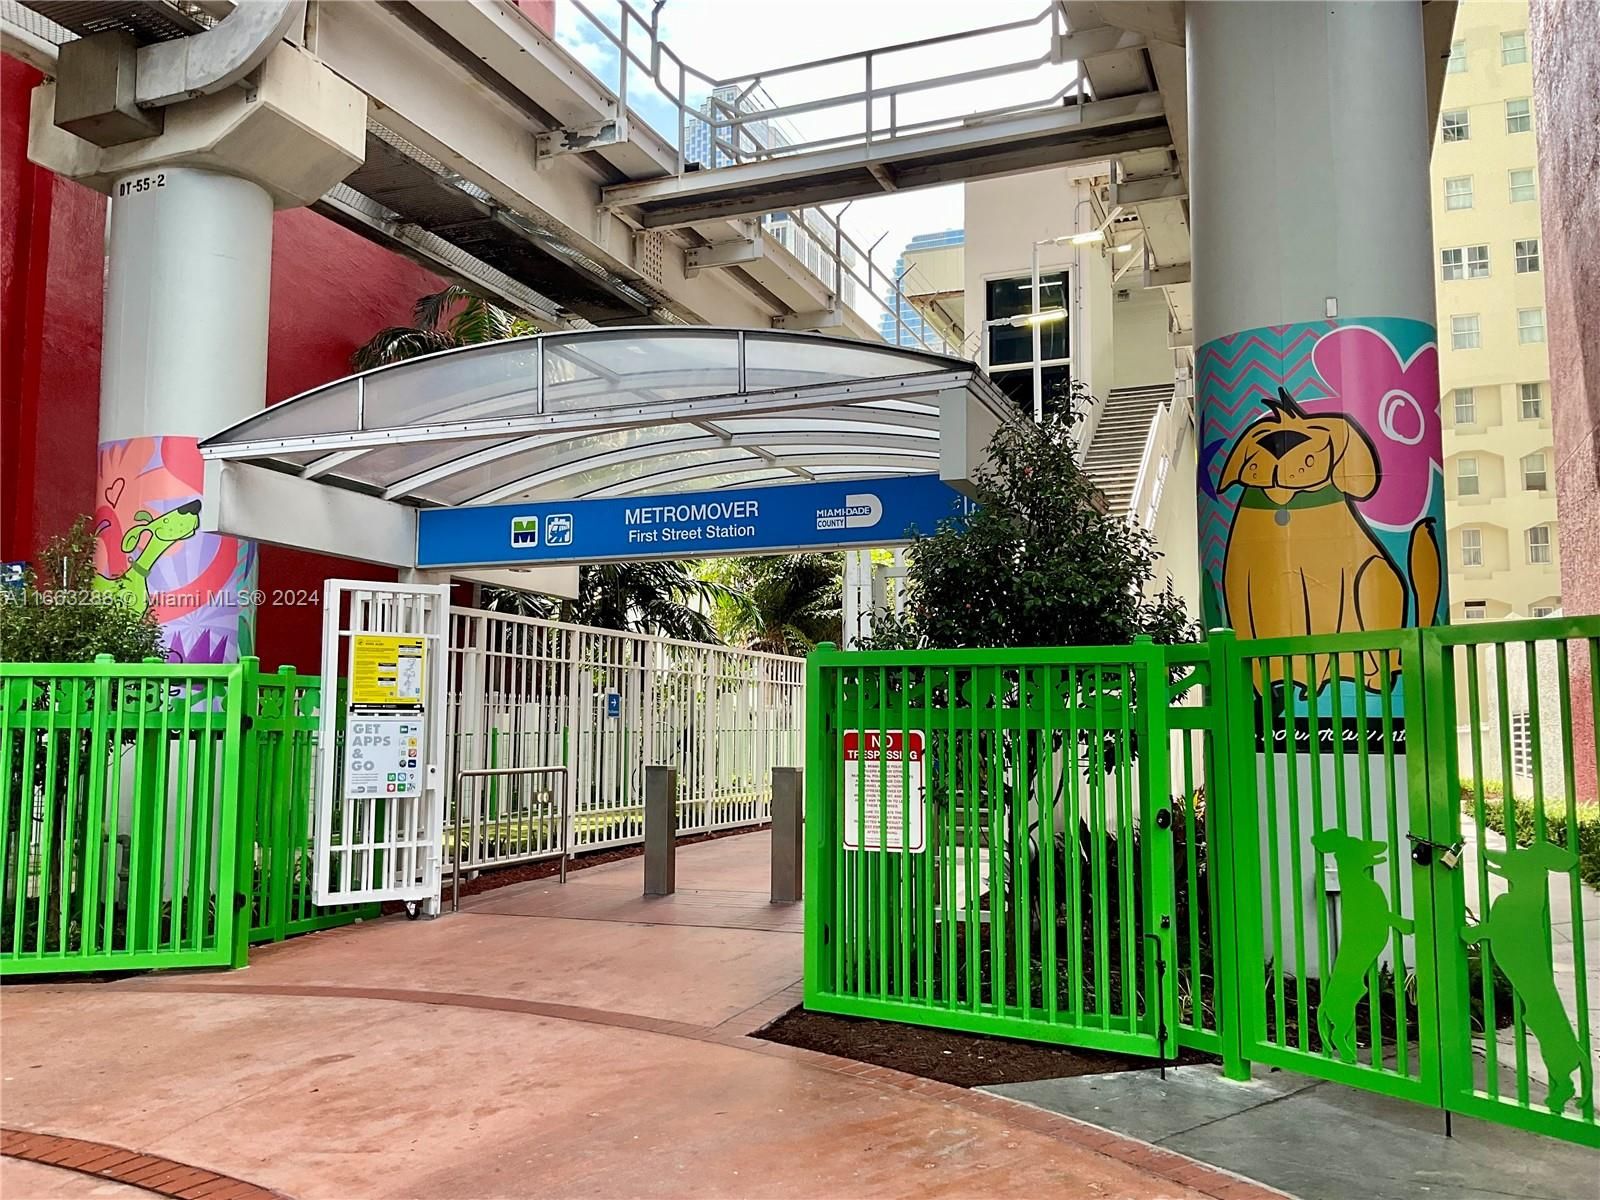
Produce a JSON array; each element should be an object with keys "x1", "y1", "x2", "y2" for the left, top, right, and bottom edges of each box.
[{"x1": 451, "y1": 765, "x2": 568, "y2": 912}]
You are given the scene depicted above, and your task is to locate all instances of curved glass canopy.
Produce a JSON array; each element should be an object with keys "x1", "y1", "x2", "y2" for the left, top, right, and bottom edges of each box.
[{"x1": 200, "y1": 327, "x2": 1017, "y2": 506}]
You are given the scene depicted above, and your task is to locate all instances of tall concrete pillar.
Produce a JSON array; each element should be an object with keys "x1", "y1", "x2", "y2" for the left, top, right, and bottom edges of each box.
[
  {"x1": 94, "y1": 168, "x2": 272, "y2": 661},
  {"x1": 1189, "y1": 1, "x2": 1447, "y2": 647}
]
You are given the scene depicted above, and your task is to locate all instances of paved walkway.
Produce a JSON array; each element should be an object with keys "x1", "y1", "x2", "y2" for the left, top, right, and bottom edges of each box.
[{"x1": 0, "y1": 832, "x2": 1279, "y2": 1200}]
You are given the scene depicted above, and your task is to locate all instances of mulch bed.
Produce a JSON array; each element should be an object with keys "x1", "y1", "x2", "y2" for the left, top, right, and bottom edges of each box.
[
  {"x1": 378, "y1": 823, "x2": 770, "y2": 914},
  {"x1": 756, "y1": 1005, "x2": 1216, "y2": 1089}
]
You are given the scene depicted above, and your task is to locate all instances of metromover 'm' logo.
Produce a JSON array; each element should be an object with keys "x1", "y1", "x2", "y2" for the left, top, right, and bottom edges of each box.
[{"x1": 510, "y1": 517, "x2": 539, "y2": 548}]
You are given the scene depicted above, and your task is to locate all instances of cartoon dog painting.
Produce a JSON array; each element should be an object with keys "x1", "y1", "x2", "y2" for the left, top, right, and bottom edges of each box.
[
  {"x1": 1219, "y1": 388, "x2": 1441, "y2": 692},
  {"x1": 1312, "y1": 829, "x2": 1413, "y2": 1060},
  {"x1": 93, "y1": 500, "x2": 202, "y2": 618},
  {"x1": 1463, "y1": 842, "x2": 1593, "y2": 1115}
]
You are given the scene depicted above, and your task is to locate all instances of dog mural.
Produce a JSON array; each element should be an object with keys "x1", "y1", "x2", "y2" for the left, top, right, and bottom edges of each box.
[
  {"x1": 1218, "y1": 388, "x2": 1441, "y2": 693},
  {"x1": 1312, "y1": 829, "x2": 1413, "y2": 1060},
  {"x1": 1463, "y1": 842, "x2": 1593, "y2": 1115},
  {"x1": 93, "y1": 500, "x2": 202, "y2": 618}
]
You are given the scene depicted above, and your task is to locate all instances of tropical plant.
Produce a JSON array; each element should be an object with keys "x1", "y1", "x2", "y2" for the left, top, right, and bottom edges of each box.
[
  {"x1": 483, "y1": 560, "x2": 739, "y2": 644},
  {"x1": 0, "y1": 517, "x2": 165, "y2": 664},
  {"x1": 351, "y1": 285, "x2": 539, "y2": 370},
  {"x1": 697, "y1": 554, "x2": 842, "y2": 654}
]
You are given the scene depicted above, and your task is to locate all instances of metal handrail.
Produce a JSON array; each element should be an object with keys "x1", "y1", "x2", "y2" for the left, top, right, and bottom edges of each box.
[{"x1": 452, "y1": 765, "x2": 570, "y2": 912}]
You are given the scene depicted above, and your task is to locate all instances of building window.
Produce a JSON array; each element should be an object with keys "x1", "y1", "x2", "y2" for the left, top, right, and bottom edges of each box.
[
  {"x1": 1461, "y1": 528, "x2": 1483, "y2": 567},
  {"x1": 1457, "y1": 456, "x2": 1480, "y2": 497},
  {"x1": 1531, "y1": 604, "x2": 1556, "y2": 618},
  {"x1": 1466, "y1": 245, "x2": 1490, "y2": 278},
  {"x1": 1526, "y1": 525, "x2": 1552, "y2": 564},
  {"x1": 1453, "y1": 387, "x2": 1476, "y2": 424},
  {"x1": 1511, "y1": 711, "x2": 1534, "y2": 777},
  {"x1": 1509, "y1": 168, "x2": 1537, "y2": 202},
  {"x1": 1519, "y1": 382, "x2": 1543, "y2": 419},
  {"x1": 1515, "y1": 238, "x2": 1540, "y2": 272},
  {"x1": 1451, "y1": 314, "x2": 1481, "y2": 349},
  {"x1": 1444, "y1": 176, "x2": 1474, "y2": 209},
  {"x1": 1501, "y1": 31, "x2": 1528, "y2": 64},
  {"x1": 984, "y1": 272, "x2": 1070, "y2": 416},
  {"x1": 1463, "y1": 601, "x2": 1488, "y2": 621},
  {"x1": 1518, "y1": 307, "x2": 1546, "y2": 343},
  {"x1": 1440, "y1": 248, "x2": 1463, "y2": 281},
  {"x1": 1522, "y1": 452, "x2": 1548, "y2": 491},
  {"x1": 1506, "y1": 98, "x2": 1532, "y2": 133},
  {"x1": 1442, "y1": 109, "x2": 1470, "y2": 142},
  {"x1": 1448, "y1": 39, "x2": 1468, "y2": 72}
]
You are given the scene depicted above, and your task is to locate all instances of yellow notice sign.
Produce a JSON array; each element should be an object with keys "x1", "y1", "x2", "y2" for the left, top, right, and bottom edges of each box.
[{"x1": 350, "y1": 634, "x2": 426, "y2": 707}]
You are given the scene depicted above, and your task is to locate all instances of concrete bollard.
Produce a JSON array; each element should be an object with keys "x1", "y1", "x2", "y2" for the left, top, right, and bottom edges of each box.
[
  {"x1": 770, "y1": 766, "x2": 803, "y2": 903},
  {"x1": 644, "y1": 765, "x2": 677, "y2": 896}
]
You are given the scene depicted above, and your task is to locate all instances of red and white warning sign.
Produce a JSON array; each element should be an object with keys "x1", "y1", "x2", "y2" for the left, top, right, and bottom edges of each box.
[{"x1": 842, "y1": 729, "x2": 926, "y2": 853}]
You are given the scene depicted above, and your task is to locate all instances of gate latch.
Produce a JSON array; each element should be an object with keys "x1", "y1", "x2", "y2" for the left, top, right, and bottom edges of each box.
[{"x1": 1407, "y1": 834, "x2": 1462, "y2": 869}]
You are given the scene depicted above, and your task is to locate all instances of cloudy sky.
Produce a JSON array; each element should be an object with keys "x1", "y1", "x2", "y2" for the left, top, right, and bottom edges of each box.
[{"x1": 554, "y1": 0, "x2": 1072, "y2": 330}]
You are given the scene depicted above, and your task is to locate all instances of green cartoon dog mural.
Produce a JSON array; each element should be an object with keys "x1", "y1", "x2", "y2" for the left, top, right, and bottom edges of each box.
[{"x1": 93, "y1": 500, "x2": 201, "y2": 617}]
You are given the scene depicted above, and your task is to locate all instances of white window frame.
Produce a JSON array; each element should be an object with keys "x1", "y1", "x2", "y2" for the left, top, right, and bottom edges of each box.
[
  {"x1": 1453, "y1": 387, "x2": 1476, "y2": 424},
  {"x1": 1448, "y1": 39, "x2": 1468, "y2": 72},
  {"x1": 1522, "y1": 452, "x2": 1548, "y2": 492},
  {"x1": 1444, "y1": 176, "x2": 1474, "y2": 210},
  {"x1": 1531, "y1": 605, "x2": 1555, "y2": 619},
  {"x1": 1509, "y1": 168, "x2": 1536, "y2": 202},
  {"x1": 1440, "y1": 247, "x2": 1464, "y2": 280},
  {"x1": 1463, "y1": 601, "x2": 1488, "y2": 621},
  {"x1": 1515, "y1": 238, "x2": 1540, "y2": 273},
  {"x1": 1460, "y1": 528, "x2": 1483, "y2": 567},
  {"x1": 1466, "y1": 245, "x2": 1490, "y2": 278},
  {"x1": 1518, "y1": 307, "x2": 1546, "y2": 344},
  {"x1": 1442, "y1": 109, "x2": 1470, "y2": 142},
  {"x1": 1506, "y1": 98, "x2": 1532, "y2": 133},
  {"x1": 1451, "y1": 314, "x2": 1481, "y2": 349},
  {"x1": 1526, "y1": 525, "x2": 1551, "y2": 565},
  {"x1": 1457, "y1": 456, "x2": 1480, "y2": 497},
  {"x1": 1519, "y1": 382, "x2": 1543, "y2": 419},
  {"x1": 1501, "y1": 32, "x2": 1528, "y2": 64}
]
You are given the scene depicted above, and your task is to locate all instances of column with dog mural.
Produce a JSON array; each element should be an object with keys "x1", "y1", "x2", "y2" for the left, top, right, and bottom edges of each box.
[{"x1": 1188, "y1": 0, "x2": 1444, "y2": 1020}]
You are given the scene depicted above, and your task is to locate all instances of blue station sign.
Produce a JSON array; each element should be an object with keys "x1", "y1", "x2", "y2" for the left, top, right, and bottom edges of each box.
[{"x1": 415, "y1": 474, "x2": 972, "y2": 568}]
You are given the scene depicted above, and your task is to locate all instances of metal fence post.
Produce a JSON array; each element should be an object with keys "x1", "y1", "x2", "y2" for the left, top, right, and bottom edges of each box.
[
  {"x1": 1206, "y1": 628, "x2": 1254, "y2": 1082},
  {"x1": 644, "y1": 765, "x2": 677, "y2": 896},
  {"x1": 771, "y1": 766, "x2": 803, "y2": 903}
]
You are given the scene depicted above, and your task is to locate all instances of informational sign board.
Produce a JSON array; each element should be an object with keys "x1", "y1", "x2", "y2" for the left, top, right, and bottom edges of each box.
[
  {"x1": 350, "y1": 634, "x2": 426, "y2": 707},
  {"x1": 343, "y1": 715, "x2": 424, "y2": 797},
  {"x1": 842, "y1": 729, "x2": 926, "y2": 853},
  {"x1": 415, "y1": 474, "x2": 973, "y2": 568},
  {"x1": 606, "y1": 691, "x2": 621, "y2": 719}
]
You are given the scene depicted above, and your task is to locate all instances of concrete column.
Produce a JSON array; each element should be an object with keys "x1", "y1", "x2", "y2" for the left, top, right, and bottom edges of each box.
[
  {"x1": 644, "y1": 765, "x2": 677, "y2": 896},
  {"x1": 770, "y1": 766, "x2": 802, "y2": 904},
  {"x1": 93, "y1": 167, "x2": 271, "y2": 662},
  {"x1": 1189, "y1": 1, "x2": 1446, "y2": 640}
]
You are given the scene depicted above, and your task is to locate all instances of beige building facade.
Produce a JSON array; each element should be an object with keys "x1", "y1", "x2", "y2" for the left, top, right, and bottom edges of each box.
[{"x1": 1434, "y1": 0, "x2": 1561, "y2": 620}]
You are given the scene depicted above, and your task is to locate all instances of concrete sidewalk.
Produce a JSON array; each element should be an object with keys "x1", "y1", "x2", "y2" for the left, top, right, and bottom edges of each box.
[{"x1": 0, "y1": 832, "x2": 1280, "y2": 1200}]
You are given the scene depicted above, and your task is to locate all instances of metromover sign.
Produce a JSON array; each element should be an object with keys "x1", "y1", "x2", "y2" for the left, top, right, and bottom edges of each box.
[{"x1": 415, "y1": 474, "x2": 972, "y2": 567}]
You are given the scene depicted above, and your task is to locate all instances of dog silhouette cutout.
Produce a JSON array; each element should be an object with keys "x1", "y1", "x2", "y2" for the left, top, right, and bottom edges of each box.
[
  {"x1": 1462, "y1": 841, "x2": 1592, "y2": 1116},
  {"x1": 1313, "y1": 828, "x2": 1413, "y2": 1061},
  {"x1": 1219, "y1": 389, "x2": 1440, "y2": 692}
]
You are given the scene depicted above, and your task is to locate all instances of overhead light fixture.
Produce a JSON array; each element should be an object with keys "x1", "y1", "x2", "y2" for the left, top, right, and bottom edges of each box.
[
  {"x1": 1067, "y1": 230, "x2": 1104, "y2": 245},
  {"x1": 1008, "y1": 308, "x2": 1068, "y2": 327},
  {"x1": 1113, "y1": 242, "x2": 1135, "y2": 252}
]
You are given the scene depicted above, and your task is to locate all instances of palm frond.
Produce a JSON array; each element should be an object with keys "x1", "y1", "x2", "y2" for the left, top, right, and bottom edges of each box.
[
  {"x1": 413, "y1": 284, "x2": 480, "y2": 332},
  {"x1": 351, "y1": 327, "x2": 459, "y2": 371}
]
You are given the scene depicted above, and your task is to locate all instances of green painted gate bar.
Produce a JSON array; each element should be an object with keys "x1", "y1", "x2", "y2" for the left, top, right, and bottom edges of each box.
[{"x1": 805, "y1": 618, "x2": 1600, "y2": 1149}]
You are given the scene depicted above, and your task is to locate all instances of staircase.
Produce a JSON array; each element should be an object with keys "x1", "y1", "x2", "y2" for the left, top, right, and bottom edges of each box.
[{"x1": 1084, "y1": 383, "x2": 1174, "y2": 517}]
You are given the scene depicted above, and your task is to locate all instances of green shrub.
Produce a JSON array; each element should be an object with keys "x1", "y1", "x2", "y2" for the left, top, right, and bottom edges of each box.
[{"x1": 1463, "y1": 788, "x2": 1600, "y2": 890}]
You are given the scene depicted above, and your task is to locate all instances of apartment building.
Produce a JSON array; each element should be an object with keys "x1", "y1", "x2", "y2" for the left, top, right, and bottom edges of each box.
[{"x1": 1435, "y1": 0, "x2": 1561, "y2": 620}]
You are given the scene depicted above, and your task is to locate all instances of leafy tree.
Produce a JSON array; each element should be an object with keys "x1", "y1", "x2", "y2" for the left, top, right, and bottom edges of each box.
[
  {"x1": 0, "y1": 517, "x2": 166, "y2": 663},
  {"x1": 483, "y1": 560, "x2": 739, "y2": 644},
  {"x1": 868, "y1": 377, "x2": 1191, "y2": 651},
  {"x1": 352, "y1": 285, "x2": 539, "y2": 370},
  {"x1": 699, "y1": 553, "x2": 842, "y2": 654}
]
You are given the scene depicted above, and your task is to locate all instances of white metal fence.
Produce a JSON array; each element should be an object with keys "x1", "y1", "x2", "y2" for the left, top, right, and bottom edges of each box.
[{"x1": 446, "y1": 608, "x2": 805, "y2": 874}]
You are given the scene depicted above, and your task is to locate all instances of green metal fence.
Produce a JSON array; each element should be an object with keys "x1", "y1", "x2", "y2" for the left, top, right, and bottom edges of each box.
[
  {"x1": 2, "y1": 658, "x2": 373, "y2": 976},
  {"x1": 806, "y1": 617, "x2": 1600, "y2": 1148}
]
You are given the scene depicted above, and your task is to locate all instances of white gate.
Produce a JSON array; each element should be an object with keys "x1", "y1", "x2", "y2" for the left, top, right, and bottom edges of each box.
[{"x1": 314, "y1": 580, "x2": 451, "y2": 909}]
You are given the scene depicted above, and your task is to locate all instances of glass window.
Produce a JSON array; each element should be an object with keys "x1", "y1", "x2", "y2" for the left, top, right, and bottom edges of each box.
[
  {"x1": 1518, "y1": 307, "x2": 1546, "y2": 344},
  {"x1": 1527, "y1": 525, "x2": 1551, "y2": 564},
  {"x1": 992, "y1": 364, "x2": 1071, "y2": 419},
  {"x1": 1444, "y1": 175, "x2": 1473, "y2": 209},
  {"x1": 1457, "y1": 456, "x2": 1480, "y2": 496},
  {"x1": 1522, "y1": 453, "x2": 1548, "y2": 491},
  {"x1": 1448, "y1": 39, "x2": 1468, "y2": 72},
  {"x1": 1466, "y1": 245, "x2": 1490, "y2": 278},
  {"x1": 1515, "y1": 238, "x2": 1540, "y2": 272},
  {"x1": 1509, "y1": 168, "x2": 1537, "y2": 202},
  {"x1": 1506, "y1": 98, "x2": 1532, "y2": 133},
  {"x1": 1519, "y1": 382, "x2": 1543, "y2": 418},
  {"x1": 985, "y1": 272, "x2": 1069, "y2": 368},
  {"x1": 1440, "y1": 247, "x2": 1464, "y2": 280},
  {"x1": 1451, "y1": 314, "x2": 1481, "y2": 349},
  {"x1": 1460, "y1": 528, "x2": 1483, "y2": 567},
  {"x1": 1531, "y1": 604, "x2": 1555, "y2": 619},
  {"x1": 1501, "y1": 31, "x2": 1528, "y2": 64},
  {"x1": 1463, "y1": 601, "x2": 1488, "y2": 621},
  {"x1": 1442, "y1": 109, "x2": 1470, "y2": 142},
  {"x1": 1453, "y1": 388, "x2": 1476, "y2": 424}
]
